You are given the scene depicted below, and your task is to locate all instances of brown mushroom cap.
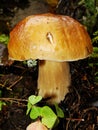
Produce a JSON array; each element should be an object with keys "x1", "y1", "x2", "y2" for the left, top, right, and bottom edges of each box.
[{"x1": 8, "y1": 13, "x2": 93, "y2": 61}]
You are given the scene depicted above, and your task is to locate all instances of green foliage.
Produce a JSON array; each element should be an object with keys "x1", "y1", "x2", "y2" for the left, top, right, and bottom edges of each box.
[
  {"x1": 41, "y1": 106, "x2": 57, "y2": 128},
  {"x1": 26, "y1": 95, "x2": 64, "y2": 129},
  {"x1": 0, "y1": 101, "x2": 6, "y2": 111},
  {"x1": 28, "y1": 95, "x2": 42, "y2": 105},
  {"x1": 91, "y1": 30, "x2": 98, "y2": 59},
  {"x1": 84, "y1": 0, "x2": 96, "y2": 13},
  {"x1": 91, "y1": 47, "x2": 98, "y2": 58},
  {"x1": 0, "y1": 34, "x2": 9, "y2": 44},
  {"x1": 26, "y1": 95, "x2": 42, "y2": 115},
  {"x1": 0, "y1": 90, "x2": 6, "y2": 111},
  {"x1": 89, "y1": 30, "x2": 98, "y2": 84},
  {"x1": 30, "y1": 106, "x2": 41, "y2": 119},
  {"x1": 79, "y1": 0, "x2": 98, "y2": 33},
  {"x1": 54, "y1": 103, "x2": 64, "y2": 118},
  {"x1": 92, "y1": 31, "x2": 98, "y2": 44}
]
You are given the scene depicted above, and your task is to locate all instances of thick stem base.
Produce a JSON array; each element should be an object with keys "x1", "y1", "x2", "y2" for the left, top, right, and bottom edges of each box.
[{"x1": 38, "y1": 60, "x2": 71, "y2": 103}]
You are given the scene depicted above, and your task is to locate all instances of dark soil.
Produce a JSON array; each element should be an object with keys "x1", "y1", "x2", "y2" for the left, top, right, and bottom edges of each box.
[{"x1": 0, "y1": 0, "x2": 98, "y2": 130}]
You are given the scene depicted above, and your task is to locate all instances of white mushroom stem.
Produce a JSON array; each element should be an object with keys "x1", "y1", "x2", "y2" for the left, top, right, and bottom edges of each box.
[{"x1": 38, "y1": 60, "x2": 71, "y2": 103}]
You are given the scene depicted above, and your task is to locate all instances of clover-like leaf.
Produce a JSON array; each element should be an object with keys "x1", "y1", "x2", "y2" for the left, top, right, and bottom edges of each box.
[
  {"x1": 30, "y1": 106, "x2": 41, "y2": 120},
  {"x1": 54, "y1": 104, "x2": 64, "y2": 118},
  {"x1": 26, "y1": 102, "x2": 32, "y2": 115},
  {"x1": 41, "y1": 106, "x2": 57, "y2": 129},
  {"x1": 28, "y1": 95, "x2": 42, "y2": 105}
]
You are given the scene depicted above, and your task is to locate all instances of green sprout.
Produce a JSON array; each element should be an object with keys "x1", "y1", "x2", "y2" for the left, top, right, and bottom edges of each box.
[{"x1": 26, "y1": 95, "x2": 64, "y2": 129}]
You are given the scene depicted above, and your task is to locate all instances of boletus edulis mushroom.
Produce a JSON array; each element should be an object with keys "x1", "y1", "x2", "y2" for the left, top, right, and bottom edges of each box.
[
  {"x1": 8, "y1": 13, "x2": 93, "y2": 104},
  {"x1": 26, "y1": 120, "x2": 48, "y2": 130}
]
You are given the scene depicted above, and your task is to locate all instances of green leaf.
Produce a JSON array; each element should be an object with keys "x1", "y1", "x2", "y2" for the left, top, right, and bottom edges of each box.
[
  {"x1": 0, "y1": 34, "x2": 9, "y2": 44},
  {"x1": 26, "y1": 102, "x2": 32, "y2": 115},
  {"x1": 41, "y1": 106, "x2": 57, "y2": 129},
  {"x1": 0, "y1": 101, "x2": 6, "y2": 111},
  {"x1": 54, "y1": 104, "x2": 64, "y2": 118},
  {"x1": 93, "y1": 47, "x2": 98, "y2": 53},
  {"x1": 28, "y1": 95, "x2": 42, "y2": 105},
  {"x1": 30, "y1": 106, "x2": 41, "y2": 120},
  {"x1": 84, "y1": 0, "x2": 96, "y2": 13}
]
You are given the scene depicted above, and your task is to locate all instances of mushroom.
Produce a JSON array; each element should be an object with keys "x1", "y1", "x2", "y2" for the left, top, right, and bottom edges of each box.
[
  {"x1": 8, "y1": 13, "x2": 93, "y2": 103},
  {"x1": 26, "y1": 120, "x2": 48, "y2": 130}
]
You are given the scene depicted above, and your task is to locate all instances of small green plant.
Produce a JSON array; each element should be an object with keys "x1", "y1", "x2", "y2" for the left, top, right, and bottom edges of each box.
[
  {"x1": 78, "y1": 0, "x2": 98, "y2": 34},
  {"x1": 0, "y1": 34, "x2": 9, "y2": 44},
  {"x1": 0, "y1": 90, "x2": 6, "y2": 111},
  {"x1": 26, "y1": 95, "x2": 64, "y2": 129},
  {"x1": 89, "y1": 30, "x2": 98, "y2": 84},
  {"x1": 0, "y1": 101, "x2": 6, "y2": 111},
  {"x1": 92, "y1": 31, "x2": 98, "y2": 44}
]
